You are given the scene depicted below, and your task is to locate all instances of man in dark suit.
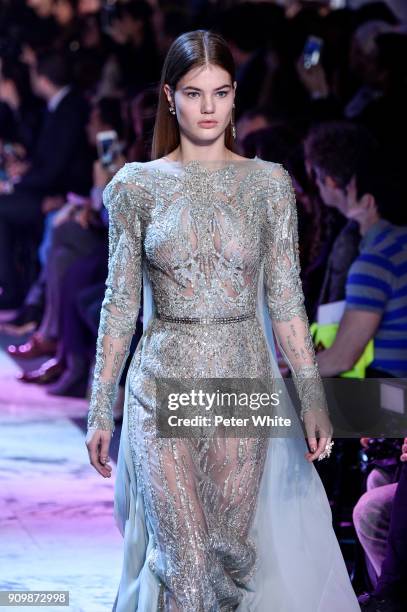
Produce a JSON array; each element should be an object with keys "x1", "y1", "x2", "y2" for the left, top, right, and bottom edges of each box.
[{"x1": 0, "y1": 51, "x2": 93, "y2": 308}]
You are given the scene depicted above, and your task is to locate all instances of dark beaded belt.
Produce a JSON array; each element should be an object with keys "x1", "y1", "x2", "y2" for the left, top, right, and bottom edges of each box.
[{"x1": 155, "y1": 312, "x2": 256, "y2": 324}]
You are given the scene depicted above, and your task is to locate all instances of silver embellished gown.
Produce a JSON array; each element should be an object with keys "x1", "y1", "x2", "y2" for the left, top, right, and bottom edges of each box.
[{"x1": 87, "y1": 157, "x2": 361, "y2": 612}]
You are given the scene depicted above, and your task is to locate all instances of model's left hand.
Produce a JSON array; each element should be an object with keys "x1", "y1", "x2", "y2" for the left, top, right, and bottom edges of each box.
[
  {"x1": 303, "y1": 408, "x2": 334, "y2": 463},
  {"x1": 401, "y1": 437, "x2": 407, "y2": 462}
]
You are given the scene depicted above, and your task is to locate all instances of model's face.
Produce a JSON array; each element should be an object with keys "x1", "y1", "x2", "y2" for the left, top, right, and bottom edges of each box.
[{"x1": 164, "y1": 64, "x2": 236, "y2": 146}]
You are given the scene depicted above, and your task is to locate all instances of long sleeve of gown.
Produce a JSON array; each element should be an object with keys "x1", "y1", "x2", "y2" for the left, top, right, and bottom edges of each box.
[
  {"x1": 87, "y1": 166, "x2": 143, "y2": 433},
  {"x1": 263, "y1": 163, "x2": 330, "y2": 425}
]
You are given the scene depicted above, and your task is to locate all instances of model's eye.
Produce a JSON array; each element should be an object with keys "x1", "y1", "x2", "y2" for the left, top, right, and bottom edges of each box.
[{"x1": 186, "y1": 91, "x2": 228, "y2": 98}]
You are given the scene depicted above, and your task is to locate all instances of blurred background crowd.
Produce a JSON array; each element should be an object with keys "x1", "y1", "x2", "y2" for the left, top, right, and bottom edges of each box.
[{"x1": 0, "y1": 1, "x2": 406, "y2": 610}]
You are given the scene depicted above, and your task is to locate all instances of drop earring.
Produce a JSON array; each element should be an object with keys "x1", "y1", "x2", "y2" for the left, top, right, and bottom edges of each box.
[
  {"x1": 169, "y1": 102, "x2": 176, "y2": 115},
  {"x1": 231, "y1": 103, "x2": 236, "y2": 139}
]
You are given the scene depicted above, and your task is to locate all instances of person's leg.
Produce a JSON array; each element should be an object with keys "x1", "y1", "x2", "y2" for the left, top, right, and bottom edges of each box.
[
  {"x1": 201, "y1": 435, "x2": 269, "y2": 592},
  {"x1": 37, "y1": 210, "x2": 59, "y2": 267},
  {"x1": 353, "y1": 468, "x2": 398, "y2": 584},
  {"x1": 77, "y1": 282, "x2": 106, "y2": 337},
  {"x1": 8, "y1": 223, "x2": 106, "y2": 359},
  {"x1": 0, "y1": 216, "x2": 17, "y2": 305},
  {"x1": 47, "y1": 244, "x2": 108, "y2": 397},
  {"x1": 70, "y1": 244, "x2": 109, "y2": 354},
  {"x1": 17, "y1": 210, "x2": 64, "y2": 316},
  {"x1": 37, "y1": 220, "x2": 106, "y2": 341},
  {"x1": 374, "y1": 463, "x2": 407, "y2": 602},
  {"x1": 76, "y1": 283, "x2": 104, "y2": 321},
  {"x1": 25, "y1": 266, "x2": 46, "y2": 309},
  {"x1": 5, "y1": 261, "x2": 48, "y2": 335},
  {"x1": 130, "y1": 431, "x2": 244, "y2": 612},
  {"x1": 0, "y1": 191, "x2": 42, "y2": 307}
]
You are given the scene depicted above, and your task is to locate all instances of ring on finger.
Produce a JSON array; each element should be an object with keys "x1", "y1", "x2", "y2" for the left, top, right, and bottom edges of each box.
[{"x1": 317, "y1": 441, "x2": 334, "y2": 461}]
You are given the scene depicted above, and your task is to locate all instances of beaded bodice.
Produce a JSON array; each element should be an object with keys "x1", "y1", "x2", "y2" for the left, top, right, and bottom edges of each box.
[{"x1": 87, "y1": 157, "x2": 330, "y2": 432}]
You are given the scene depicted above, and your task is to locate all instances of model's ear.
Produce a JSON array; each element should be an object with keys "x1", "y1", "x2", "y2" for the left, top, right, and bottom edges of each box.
[{"x1": 162, "y1": 83, "x2": 173, "y2": 106}]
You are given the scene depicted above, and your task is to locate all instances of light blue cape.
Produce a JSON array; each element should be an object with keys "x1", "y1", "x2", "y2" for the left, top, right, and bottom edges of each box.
[{"x1": 112, "y1": 261, "x2": 361, "y2": 611}]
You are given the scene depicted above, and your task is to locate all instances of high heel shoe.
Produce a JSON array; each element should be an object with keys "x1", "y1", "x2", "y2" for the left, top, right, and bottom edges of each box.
[
  {"x1": 8, "y1": 332, "x2": 57, "y2": 359},
  {"x1": 17, "y1": 357, "x2": 65, "y2": 384}
]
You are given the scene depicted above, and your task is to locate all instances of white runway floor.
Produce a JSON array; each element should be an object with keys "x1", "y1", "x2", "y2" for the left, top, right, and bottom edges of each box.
[{"x1": 0, "y1": 335, "x2": 123, "y2": 611}]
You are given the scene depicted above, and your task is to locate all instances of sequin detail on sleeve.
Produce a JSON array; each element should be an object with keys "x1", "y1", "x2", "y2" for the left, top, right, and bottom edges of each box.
[
  {"x1": 87, "y1": 164, "x2": 145, "y2": 432},
  {"x1": 263, "y1": 163, "x2": 330, "y2": 421}
]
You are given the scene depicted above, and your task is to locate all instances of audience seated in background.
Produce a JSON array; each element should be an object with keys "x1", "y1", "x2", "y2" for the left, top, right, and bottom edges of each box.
[
  {"x1": 2, "y1": 95, "x2": 123, "y2": 335},
  {"x1": 356, "y1": 439, "x2": 407, "y2": 612},
  {"x1": 304, "y1": 121, "x2": 381, "y2": 318},
  {"x1": 0, "y1": 51, "x2": 92, "y2": 308},
  {"x1": 315, "y1": 155, "x2": 407, "y2": 378}
]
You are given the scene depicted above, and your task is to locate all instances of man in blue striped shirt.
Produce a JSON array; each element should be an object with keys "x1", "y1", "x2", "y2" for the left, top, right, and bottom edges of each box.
[
  {"x1": 345, "y1": 218, "x2": 407, "y2": 377},
  {"x1": 316, "y1": 156, "x2": 407, "y2": 378}
]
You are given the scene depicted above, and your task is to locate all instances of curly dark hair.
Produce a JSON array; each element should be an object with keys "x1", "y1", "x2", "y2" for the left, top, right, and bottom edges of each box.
[
  {"x1": 304, "y1": 121, "x2": 379, "y2": 189},
  {"x1": 304, "y1": 120, "x2": 406, "y2": 225}
]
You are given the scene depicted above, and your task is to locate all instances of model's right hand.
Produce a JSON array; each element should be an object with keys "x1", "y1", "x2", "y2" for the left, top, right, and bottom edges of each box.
[{"x1": 85, "y1": 428, "x2": 113, "y2": 478}]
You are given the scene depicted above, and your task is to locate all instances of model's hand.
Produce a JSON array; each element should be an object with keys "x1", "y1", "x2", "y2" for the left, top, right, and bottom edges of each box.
[
  {"x1": 401, "y1": 437, "x2": 407, "y2": 462},
  {"x1": 303, "y1": 409, "x2": 333, "y2": 463},
  {"x1": 85, "y1": 428, "x2": 113, "y2": 478}
]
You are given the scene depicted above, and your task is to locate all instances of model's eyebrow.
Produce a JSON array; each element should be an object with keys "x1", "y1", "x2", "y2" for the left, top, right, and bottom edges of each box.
[{"x1": 182, "y1": 84, "x2": 232, "y2": 91}]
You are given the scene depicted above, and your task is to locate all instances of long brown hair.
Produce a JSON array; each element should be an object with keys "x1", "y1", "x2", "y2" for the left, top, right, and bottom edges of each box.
[{"x1": 151, "y1": 29, "x2": 237, "y2": 160}]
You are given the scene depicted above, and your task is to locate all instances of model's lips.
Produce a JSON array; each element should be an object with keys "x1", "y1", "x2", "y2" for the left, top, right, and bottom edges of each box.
[{"x1": 198, "y1": 120, "x2": 218, "y2": 126}]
